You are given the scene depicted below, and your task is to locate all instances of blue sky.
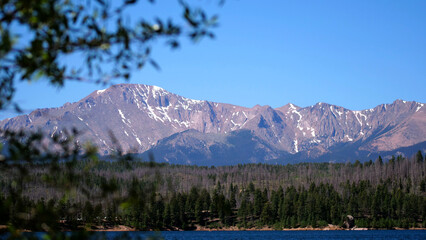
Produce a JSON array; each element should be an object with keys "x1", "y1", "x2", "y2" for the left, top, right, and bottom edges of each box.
[{"x1": 2, "y1": 0, "x2": 426, "y2": 119}]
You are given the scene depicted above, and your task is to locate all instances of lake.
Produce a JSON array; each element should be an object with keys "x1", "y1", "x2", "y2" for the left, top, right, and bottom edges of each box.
[{"x1": 2, "y1": 230, "x2": 425, "y2": 240}]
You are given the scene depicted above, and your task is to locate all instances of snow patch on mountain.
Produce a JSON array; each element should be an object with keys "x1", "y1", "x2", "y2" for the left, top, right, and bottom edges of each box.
[
  {"x1": 416, "y1": 103, "x2": 424, "y2": 113},
  {"x1": 293, "y1": 139, "x2": 299, "y2": 153},
  {"x1": 288, "y1": 104, "x2": 303, "y2": 131}
]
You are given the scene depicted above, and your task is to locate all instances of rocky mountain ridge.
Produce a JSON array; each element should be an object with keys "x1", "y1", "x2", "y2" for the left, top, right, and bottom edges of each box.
[{"x1": 1, "y1": 84, "x2": 425, "y2": 164}]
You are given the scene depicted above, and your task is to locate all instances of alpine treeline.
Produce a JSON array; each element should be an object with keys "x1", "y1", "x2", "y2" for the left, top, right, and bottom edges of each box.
[{"x1": 0, "y1": 152, "x2": 425, "y2": 231}]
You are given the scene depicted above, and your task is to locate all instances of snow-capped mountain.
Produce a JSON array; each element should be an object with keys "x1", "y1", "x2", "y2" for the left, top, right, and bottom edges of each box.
[{"x1": 1, "y1": 84, "x2": 425, "y2": 165}]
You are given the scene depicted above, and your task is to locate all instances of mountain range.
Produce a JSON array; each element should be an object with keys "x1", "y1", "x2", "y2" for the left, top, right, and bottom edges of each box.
[{"x1": 1, "y1": 84, "x2": 425, "y2": 165}]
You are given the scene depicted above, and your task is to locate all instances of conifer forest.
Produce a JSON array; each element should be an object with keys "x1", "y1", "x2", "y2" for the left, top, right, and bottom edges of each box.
[{"x1": 1, "y1": 153, "x2": 425, "y2": 231}]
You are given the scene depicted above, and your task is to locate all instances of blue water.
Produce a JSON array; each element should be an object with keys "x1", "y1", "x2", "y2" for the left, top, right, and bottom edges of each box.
[{"x1": 1, "y1": 230, "x2": 425, "y2": 240}]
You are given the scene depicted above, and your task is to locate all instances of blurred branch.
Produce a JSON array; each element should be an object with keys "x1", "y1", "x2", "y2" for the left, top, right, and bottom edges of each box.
[{"x1": 0, "y1": 0, "x2": 220, "y2": 110}]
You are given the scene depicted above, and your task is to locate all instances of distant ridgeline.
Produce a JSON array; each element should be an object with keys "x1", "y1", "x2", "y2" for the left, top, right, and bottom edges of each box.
[
  {"x1": 0, "y1": 152, "x2": 425, "y2": 231},
  {"x1": 1, "y1": 84, "x2": 425, "y2": 165}
]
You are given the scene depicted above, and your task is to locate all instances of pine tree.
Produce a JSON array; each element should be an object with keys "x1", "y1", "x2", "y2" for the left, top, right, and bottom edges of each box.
[
  {"x1": 83, "y1": 201, "x2": 94, "y2": 224},
  {"x1": 195, "y1": 198, "x2": 203, "y2": 225},
  {"x1": 420, "y1": 178, "x2": 426, "y2": 192},
  {"x1": 260, "y1": 202, "x2": 274, "y2": 225},
  {"x1": 163, "y1": 203, "x2": 171, "y2": 227},
  {"x1": 253, "y1": 189, "x2": 263, "y2": 217},
  {"x1": 416, "y1": 150, "x2": 424, "y2": 163},
  {"x1": 376, "y1": 156, "x2": 383, "y2": 165}
]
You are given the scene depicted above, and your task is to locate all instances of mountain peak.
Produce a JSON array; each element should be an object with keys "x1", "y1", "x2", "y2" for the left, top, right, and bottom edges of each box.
[
  {"x1": 0, "y1": 84, "x2": 425, "y2": 165},
  {"x1": 393, "y1": 99, "x2": 411, "y2": 104},
  {"x1": 275, "y1": 103, "x2": 300, "y2": 114}
]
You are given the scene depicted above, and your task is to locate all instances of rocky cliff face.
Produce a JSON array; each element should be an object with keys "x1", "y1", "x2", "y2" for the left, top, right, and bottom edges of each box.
[{"x1": 1, "y1": 84, "x2": 425, "y2": 164}]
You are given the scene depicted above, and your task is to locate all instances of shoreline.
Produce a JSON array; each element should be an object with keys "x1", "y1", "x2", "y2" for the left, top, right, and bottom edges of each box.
[
  {"x1": 75, "y1": 225, "x2": 426, "y2": 232},
  {"x1": 192, "y1": 225, "x2": 426, "y2": 231},
  {"x1": 1, "y1": 224, "x2": 426, "y2": 233}
]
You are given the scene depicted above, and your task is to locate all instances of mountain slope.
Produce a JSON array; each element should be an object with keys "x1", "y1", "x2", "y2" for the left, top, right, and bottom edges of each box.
[
  {"x1": 140, "y1": 129, "x2": 289, "y2": 166},
  {"x1": 1, "y1": 84, "x2": 425, "y2": 164}
]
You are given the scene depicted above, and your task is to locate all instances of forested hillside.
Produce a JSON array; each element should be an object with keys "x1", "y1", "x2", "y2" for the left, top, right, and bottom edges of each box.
[{"x1": 0, "y1": 153, "x2": 425, "y2": 231}]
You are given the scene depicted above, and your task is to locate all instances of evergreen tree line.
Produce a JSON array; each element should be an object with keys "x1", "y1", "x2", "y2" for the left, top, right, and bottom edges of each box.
[
  {"x1": 0, "y1": 178, "x2": 425, "y2": 230},
  {"x1": 0, "y1": 151, "x2": 425, "y2": 231}
]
